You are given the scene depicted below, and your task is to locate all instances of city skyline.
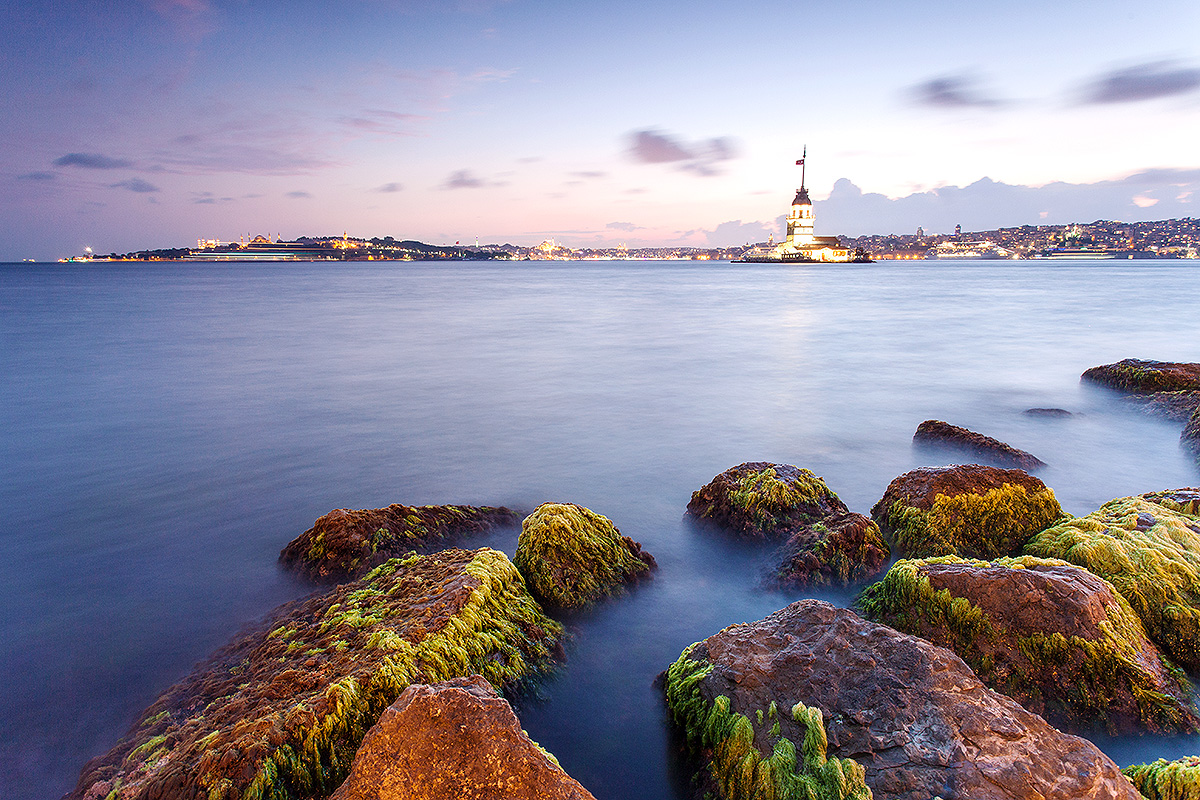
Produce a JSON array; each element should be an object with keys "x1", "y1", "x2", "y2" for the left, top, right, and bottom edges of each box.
[{"x1": 3, "y1": 0, "x2": 1200, "y2": 261}]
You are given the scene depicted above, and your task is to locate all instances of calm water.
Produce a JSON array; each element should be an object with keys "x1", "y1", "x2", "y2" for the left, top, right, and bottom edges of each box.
[{"x1": 2, "y1": 259, "x2": 1198, "y2": 800}]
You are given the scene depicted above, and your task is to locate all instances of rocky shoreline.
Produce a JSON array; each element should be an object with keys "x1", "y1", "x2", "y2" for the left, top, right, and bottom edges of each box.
[{"x1": 67, "y1": 358, "x2": 1200, "y2": 800}]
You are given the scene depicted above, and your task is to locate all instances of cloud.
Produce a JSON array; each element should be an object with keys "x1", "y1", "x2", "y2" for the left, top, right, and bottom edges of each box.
[
  {"x1": 702, "y1": 219, "x2": 776, "y2": 247},
  {"x1": 286, "y1": 190, "x2": 313, "y2": 199},
  {"x1": 908, "y1": 74, "x2": 1005, "y2": 108},
  {"x1": 17, "y1": 172, "x2": 55, "y2": 181},
  {"x1": 54, "y1": 153, "x2": 133, "y2": 170},
  {"x1": 606, "y1": 221, "x2": 640, "y2": 232},
  {"x1": 815, "y1": 168, "x2": 1200, "y2": 236},
  {"x1": 1082, "y1": 61, "x2": 1200, "y2": 103},
  {"x1": 341, "y1": 108, "x2": 427, "y2": 136},
  {"x1": 626, "y1": 130, "x2": 739, "y2": 176},
  {"x1": 442, "y1": 169, "x2": 486, "y2": 189},
  {"x1": 144, "y1": 0, "x2": 218, "y2": 40},
  {"x1": 374, "y1": 182, "x2": 404, "y2": 193},
  {"x1": 571, "y1": 171, "x2": 607, "y2": 179},
  {"x1": 110, "y1": 178, "x2": 160, "y2": 193}
]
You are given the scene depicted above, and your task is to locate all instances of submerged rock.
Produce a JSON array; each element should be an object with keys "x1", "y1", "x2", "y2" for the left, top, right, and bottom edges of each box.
[
  {"x1": 662, "y1": 599, "x2": 1140, "y2": 800},
  {"x1": 68, "y1": 548, "x2": 562, "y2": 800},
  {"x1": 912, "y1": 419, "x2": 1045, "y2": 469},
  {"x1": 1124, "y1": 756, "x2": 1200, "y2": 800},
  {"x1": 769, "y1": 512, "x2": 890, "y2": 589},
  {"x1": 280, "y1": 503, "x2": 520, "y2": 582},
  {"x1": 1026, "y1": 490, "x2": 1200, "y2": 671},
  {"x1": 686, "y1": 462, "x2": 849, "y2": 539},
  {"x1": 513, "y1": 502, "x2": 655, "y2": 610},
  {"x1": 330, "y1": 675, "x2": 595, "y2": 800},
  {"x1": 871, "y1": 464, "x2": 1063, "y2": 559},
  {"x1": 858, "y1": 555, "x2": 1198, "y2": 735},
  {"x1": 1183, "y1": 405, "x2": 1200, "y2": 462},
  {"x1": 1024, "y1": 407, "x2": 1073, "y2": 417},
  {"x1": 1082, "y1": 358, "x2": 1200, "y2": 393}
]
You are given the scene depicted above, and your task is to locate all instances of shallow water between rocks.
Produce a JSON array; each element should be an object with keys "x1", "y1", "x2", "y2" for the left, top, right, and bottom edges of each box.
[{"x1": 2, "y1": 258, "x2": 1198, "y2": 799}]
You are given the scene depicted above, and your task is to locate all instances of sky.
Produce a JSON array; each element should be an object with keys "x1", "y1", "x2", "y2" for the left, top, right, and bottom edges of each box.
[{"x1": 2, "y1": 0, "x2": 1199, "y2": 260}]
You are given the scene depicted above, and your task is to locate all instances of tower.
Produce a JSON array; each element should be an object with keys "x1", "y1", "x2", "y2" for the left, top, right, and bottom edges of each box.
[{"x1": 785, "y1": 146, "x2": 815, "y2": 247}]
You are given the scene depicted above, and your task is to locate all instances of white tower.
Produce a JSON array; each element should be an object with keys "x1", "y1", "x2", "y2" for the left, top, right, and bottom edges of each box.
[{"x1": 785, "y1": 146, "x2": 815, "y2": 248}]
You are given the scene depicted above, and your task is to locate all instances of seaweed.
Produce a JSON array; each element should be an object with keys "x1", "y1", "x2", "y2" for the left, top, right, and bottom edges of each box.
[
  {"x1": 1124, "y1": 756, "x2": 1200, "y2": 800},
  {"x1": 663, "y1": 644, "x2": 872, "y2": 800}
]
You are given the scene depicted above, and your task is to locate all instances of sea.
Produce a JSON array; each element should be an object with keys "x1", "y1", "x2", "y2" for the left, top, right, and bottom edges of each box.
[{"x1": 2, "y1": 258, "x2": 1198, "y2": 800}]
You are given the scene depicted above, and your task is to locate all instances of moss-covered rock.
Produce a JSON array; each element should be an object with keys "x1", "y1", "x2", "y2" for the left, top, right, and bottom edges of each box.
[
  {"x1": 912, "y1": 419, "x2": 1045, "y2": 470},
  {"x1": 663, "y1": 599, "x2": 1141, "y2": 800},
  {"x1": 1025, "y1": 490, "x2": 1200, "y2": 672},
  {"x1": 769, "y1": 512, "x2": 890, "y2": 590},
  {"x1": 871, "y1": 464, "x2": 1064, "y2": 559},
  {"x1": 68, "y1": 548, "x2": 563, "y2": 800},
  {"x1": 664, "y1": 645, "x2": 872, "y2": 800},
  {"x1": 1124, "y1": 756, "x2": 1200, "y2": 800},
  {"x1": 280, "y1": 503, "x2": 520, "y2": 582},
  {"x1": 1082, "y1": 358, "x2": 1200, "y2": 393},
  {"x1": 857, "y1": 555, "x2": 1198, "y2": 735},
  {"x1": 687, "y1": 462, "x2": 849, "y2": 539},
  {"x1": 513, "y1": 502, "x2": 655, "y2": 610}
]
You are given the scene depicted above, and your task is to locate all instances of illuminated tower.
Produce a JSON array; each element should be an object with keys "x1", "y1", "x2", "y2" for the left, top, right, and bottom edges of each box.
[{"x1": 785, "y1": 146, "x2": 815, "y2": 248}]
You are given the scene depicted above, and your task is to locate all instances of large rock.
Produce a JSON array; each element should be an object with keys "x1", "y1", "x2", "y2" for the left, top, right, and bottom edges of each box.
[
  {"x1": 68, "y1": 548, "x2": 562, "y2": 800},
  {"x1": 1124, "y1": 756, "x2": 1200, "y2": 800},
  {"x1": 686, "y1": 462, "x2": 849, "y2": 539},
  {"x1": 768, "y1": 512, "x2": 890, "y2": 590},
  {"x1": 330, "y1": 676, "x2": 595, "y2": 800},
  {"x1": 1082, "y1": 358, "x2": 1200, "y2": 393},
  {"x1": 280, "y1": 503, "x2": 520, "y2": 582},
  {"x1": 663, "y1": 599, "x2": 1141, "y2": 800},
  {"x1": 871, "y1": 464, "x2": 1063, "y2": 559},
  {"x1": 913, "y1": 419, "x2": 1045, "y2": 469},
  {"x1": 513, "y1": 502, "x2": 655, "y2": 610},
  {"x1": 858, "y1": 555, "x2": 1198, "y2": 735},
  {"x1": 1026, "y1": 490, "x2": 1200, "y2": 671}
]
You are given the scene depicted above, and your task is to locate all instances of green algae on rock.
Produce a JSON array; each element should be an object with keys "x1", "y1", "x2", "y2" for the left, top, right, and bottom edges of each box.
[
  {"x1": 871, "y1": 464, "x2": 1064, "y2": 559},
  {"x1": 1123, "y1": 756, "x2": 1200, "y2": 800},
  {"x1": 513, "y1": 502, "x2": 656, "y2": 610},
  {"x1": 687, "y1": 462, "x2": 849, "y2": 539},
  {"x1": 769, "y1": 512, "x2": 890, "y2": 590},
  {"x1": 1082, "y1": 358, "x2": 1200, "y2": 393},
  {"x1": 1025, "y1": 490, "x2": 1200, "y2": 672},
  {"x1": 68, "y1": 548, "x2": 563, "y2": 800},
  {"x1": 664, "y1": 644, "x2": 872, "y2": 800},
  {"x1": 280, "y1": 503, "x2": 520, "y2": 582},
  {"x1": 857, "y1": 555, "x2": 1198, "y2": 735}
]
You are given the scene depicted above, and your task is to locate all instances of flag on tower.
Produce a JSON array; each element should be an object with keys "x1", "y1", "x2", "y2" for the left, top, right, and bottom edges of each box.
[{"x1": 796, "y1": 158, "x2": 804, "y2": 165}]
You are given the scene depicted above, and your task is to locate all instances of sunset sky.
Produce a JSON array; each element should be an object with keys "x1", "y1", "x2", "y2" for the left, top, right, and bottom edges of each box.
[{"x1": 3, "y1": 0, "x2": 1199, "y2": 260}]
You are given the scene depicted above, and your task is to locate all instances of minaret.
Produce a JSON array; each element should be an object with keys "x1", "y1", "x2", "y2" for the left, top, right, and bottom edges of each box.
[{"x1": 786, "y1": 146, "x2": 815, "y2": 248}]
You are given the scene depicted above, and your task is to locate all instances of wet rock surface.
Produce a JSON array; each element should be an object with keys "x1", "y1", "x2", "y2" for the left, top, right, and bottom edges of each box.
[
  {"x1": 1183, "y1": 405, "x2": 1200, "y2": 461},
  {"x1": 67, "y1": 548, "x2": 562, "y2": 800},
  {"x1": 513, "y1": 502, "x2": 655, "y2": 610},
  {"x1": 871, "y1": 464, "x2": 1063, "y2": 559},
  {"x1": 1082, "y1": 358, "x2": 1200, "y2": 394},
  {"x1": 912, "y1": 419, "x2": 1045, "y2": 469},
  {"x1": 330, "y1": 675, "x2": 595, "y2": 800},
  {"x1": 858, "y1": 555, "x2": 1198, "y2": 735},
  {"x1": 686, "y1": 462, "x2": 849, "y2": 539},
  {"x1": 280, "y1": 503, "x2": 520, "y2": 582},
  {"x1": 1026, "y1": 491, "x2": 1200, "y2": 671},
  {"x1": 664, "y1": 599, "x2": 1141, "y2": 800},
  {"x1": 1024, "y1": 407, "x2": 1073, "y2": 417},
  {"x1": 768, "y1": 512, "x2": 889, "y2": 589}
]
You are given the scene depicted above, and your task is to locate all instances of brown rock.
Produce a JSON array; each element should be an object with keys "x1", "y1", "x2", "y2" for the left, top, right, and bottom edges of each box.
[
  {"x1": 686, "y1": 461, "x2": 848, "y2": 539},
  {"x1": 680, "y1": 599, "x2": 1142, "y2": 800},
  {"x1": 280, "y1": 503, "x2": 520, "y2": 582},
  {"x1": 331, "y1": 676, "x2": 595, "y2": 800},
  {"x1": 769, "y1": 512, "x2": 890, "y2": 589},
  {"x1": 913, "y1": 419, "x2": 1045, "y2": 469},
  {"x1": 871, "y1": 464, "x2": 1063, "y2": 559},
  {"x1": 1184, "y1": 405, "x2": 1200, "y2": 462},
  {"x1": 1082, "y1": 358, "x2": 1200, "y2": 393},
  {"x1": 859, "y1": 556, "x2": 1199, "y2": 735}
]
